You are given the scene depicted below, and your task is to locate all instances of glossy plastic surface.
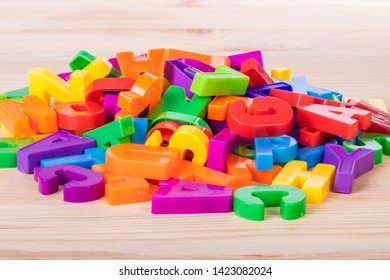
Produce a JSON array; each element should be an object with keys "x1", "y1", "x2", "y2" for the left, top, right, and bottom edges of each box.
[
  {"x1": 152, "y1": 178, "x2": 232, "y2": 214},
  {"x1": 233, "y1": 185, "x2": 306, "y2": 221},
  {"x1": 272, "y1": 160, "x2": 336, "y2": 204},
  {"x1": 105, "y1": 143, "x2": 181, "y2": 180},
  {"x1": 83, "y1": 116, "x2": 134, "y2": 150},
  {"x1": 227, "y1": 96, "x2": 293, "y2": 138},
  {"x1": 323, "y1": 144, "x2": 374, "y2": 194},
  {"x1": 17, "y1": 130, "x2": 95, "y2": 173},
  {"x1": 34, "y1": 164, "x2": 104, "y2": 203},
  {"x1": 0, "y1": 95, "x2": 58, "y2": 139},
  {"x1": 297, "y1": 104, "x2": 372, "y2": 140}
]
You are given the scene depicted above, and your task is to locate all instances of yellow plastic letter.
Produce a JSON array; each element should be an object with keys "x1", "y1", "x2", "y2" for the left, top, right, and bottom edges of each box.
[
  {"x1": 169, "y1": 125, "x2": 209, "y2": 166},
  {"x1": 272, "y1": 160, "x2": 335, "y2": 204},
  {"x1": 29, "y1": 56, "x2": 112, "y2": 104}
]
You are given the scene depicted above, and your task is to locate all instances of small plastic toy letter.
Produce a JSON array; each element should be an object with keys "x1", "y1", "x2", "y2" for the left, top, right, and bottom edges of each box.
[
  {"x1": 116, "y1": 48, "x2": 166, "y2": 79},
  {"x1": 323, "y1": 144, "x2": 374, "y2": 194},
  {"x1": 34, "y1": 164, "x2": 104, "y2": 203},
  {"x1": 105, "y1": 143, "x2": 181, "y2": 180},
  {"x1": 227, "y1": 96, "x2": 293, "y2": 138},
  {"x1": 0, "y1": 95, "x2": 58, "y2": 139},
  {"x1": 190, "y1": 66, "x2": 249, "y2": 97},
  {"x1": 152, "y1": 178, "x2": 233, "y2": 214},
  {"x1": 233, "y1": 185, "x2": 306, "y2": 221},
  {"x1": 169, "y1": 125, "x2": 210, "y2": 166},
  {"x1": 254, "y1": 135, "x2": 297, "y2": 170},
  {"x1": 17, "y1": 130, "x2": 95, "y2": 174},
  {"x1": 272, "y1": 160, "x2": 335, "y2": 204},
  {"x1": 297, "y1": 104, "x2": 372, "y2": 140}
]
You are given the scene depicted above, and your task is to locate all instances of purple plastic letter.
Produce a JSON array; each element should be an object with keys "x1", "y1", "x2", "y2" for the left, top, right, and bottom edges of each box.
[
  {"x1": 34, "y1": 164, "x2": 104, "y2": 202},
  {"x1": 17, "y1": 130, "x2": 95, "y2": 173},
  {"x1": 323, "y1": 144, "x2": 375, "y2": 194}
]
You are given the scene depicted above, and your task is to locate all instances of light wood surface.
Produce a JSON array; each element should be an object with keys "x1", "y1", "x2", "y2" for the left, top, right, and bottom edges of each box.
[{"x1": 1, "y1": 0, "x2": 390, "y2": 260}]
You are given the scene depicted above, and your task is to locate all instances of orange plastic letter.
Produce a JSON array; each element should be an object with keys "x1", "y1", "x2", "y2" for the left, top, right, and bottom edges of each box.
[
  {"x1": 117, "y1": 72, "x2": 163, "y2": 118},
  {"x1": 105, "y1": 143, "x2": 181, "y2": 180},
  {"x1": 116, "y1": 48, "x2": 166, "y2": 79},
  {"x1": 0, "y1": 96, "x2": 58, "y2": 139}
]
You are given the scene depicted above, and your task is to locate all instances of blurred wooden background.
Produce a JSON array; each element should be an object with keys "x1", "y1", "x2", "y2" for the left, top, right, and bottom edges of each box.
[{"x1": 0, "y1": 0, "x2": 389, "y2": 259}]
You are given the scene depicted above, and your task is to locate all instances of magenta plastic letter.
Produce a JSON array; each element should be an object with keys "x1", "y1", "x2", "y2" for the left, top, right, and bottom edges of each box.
[
  {"x1": 152, "y1": 178, "x2": 233, "y2": 214},
  {"x1": 207, "y1": 128, "x2": 239, "y2": 172}
]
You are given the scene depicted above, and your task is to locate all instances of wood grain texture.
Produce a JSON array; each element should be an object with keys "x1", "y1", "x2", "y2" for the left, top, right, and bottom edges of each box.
[{"x1": 0, "y1": 0, "x2": 389, "y2": 259}]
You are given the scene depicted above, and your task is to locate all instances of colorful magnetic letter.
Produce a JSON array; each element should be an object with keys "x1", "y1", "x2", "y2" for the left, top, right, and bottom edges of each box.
[
  {"x1": 148, "y1": 85, "x2": 210, "y2": 120},
  {"x1": 272, "y1": 160, "x2": 336, "y2": 204},
  {"x1": 323, "y1": 144, "x2": 374, "y2": 194},
  {"x1": 116, "y1": 48, "x2": 166, "y2": 79},
  {"x1": 255, "y1": 135, "x2": 297, "y2": 170},
  {"x1": 17, "y1": 131, "x2": 95, "y2": 173},
  {"x1": 227, "y1": 96, "x2": 293, "y2": 138},
  {"x1": 55, "y1": 101, "x2": 106, "y2": 131},
  {"x1": 343, "y1": 133, "x2": 390, "y2": 164},
  {"x1": 34, "y1": 164, "x2": 104, "y2": 203},
  {"x1": 190, "y1": 66, "x2": 249, "y2": 97},
  {"x1": 29, "y1": 56, "x2": 112, "y2": 104},
  {"x1": 117, "y1": 72, "x2": 163, "y2": 117},
  {"x1": 233, "y1": 185, "x2": 306, "y2": 221},
  {"x1": 105, "y1": 143, "x2": 181, "y2": 180},
  {"x1": 0, "y1": 95, "x2": 58, "y2": 139},
  {"x1": 152, "y1": 178, "x2": 232, "y2": 214},
  {"x1": 206, "y1": 128, "x2": 239, "y2": 172},
  {"x1": 169, "y1": 125, "x2": 209, "y2": 166},
  {"x1": 297, "y1": 104, "x2": 372, "y2": 140},
  {"x1": 83, "y1": 116, "x2": 134, "y2": 150},
  {"x1": 105, "y1": 174, "x2": 151, "y2": 206}
]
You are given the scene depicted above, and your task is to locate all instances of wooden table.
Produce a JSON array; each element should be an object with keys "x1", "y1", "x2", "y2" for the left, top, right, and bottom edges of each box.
[{"x1": 1, "y1": 0, "x2": 389, "y2": 259}]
